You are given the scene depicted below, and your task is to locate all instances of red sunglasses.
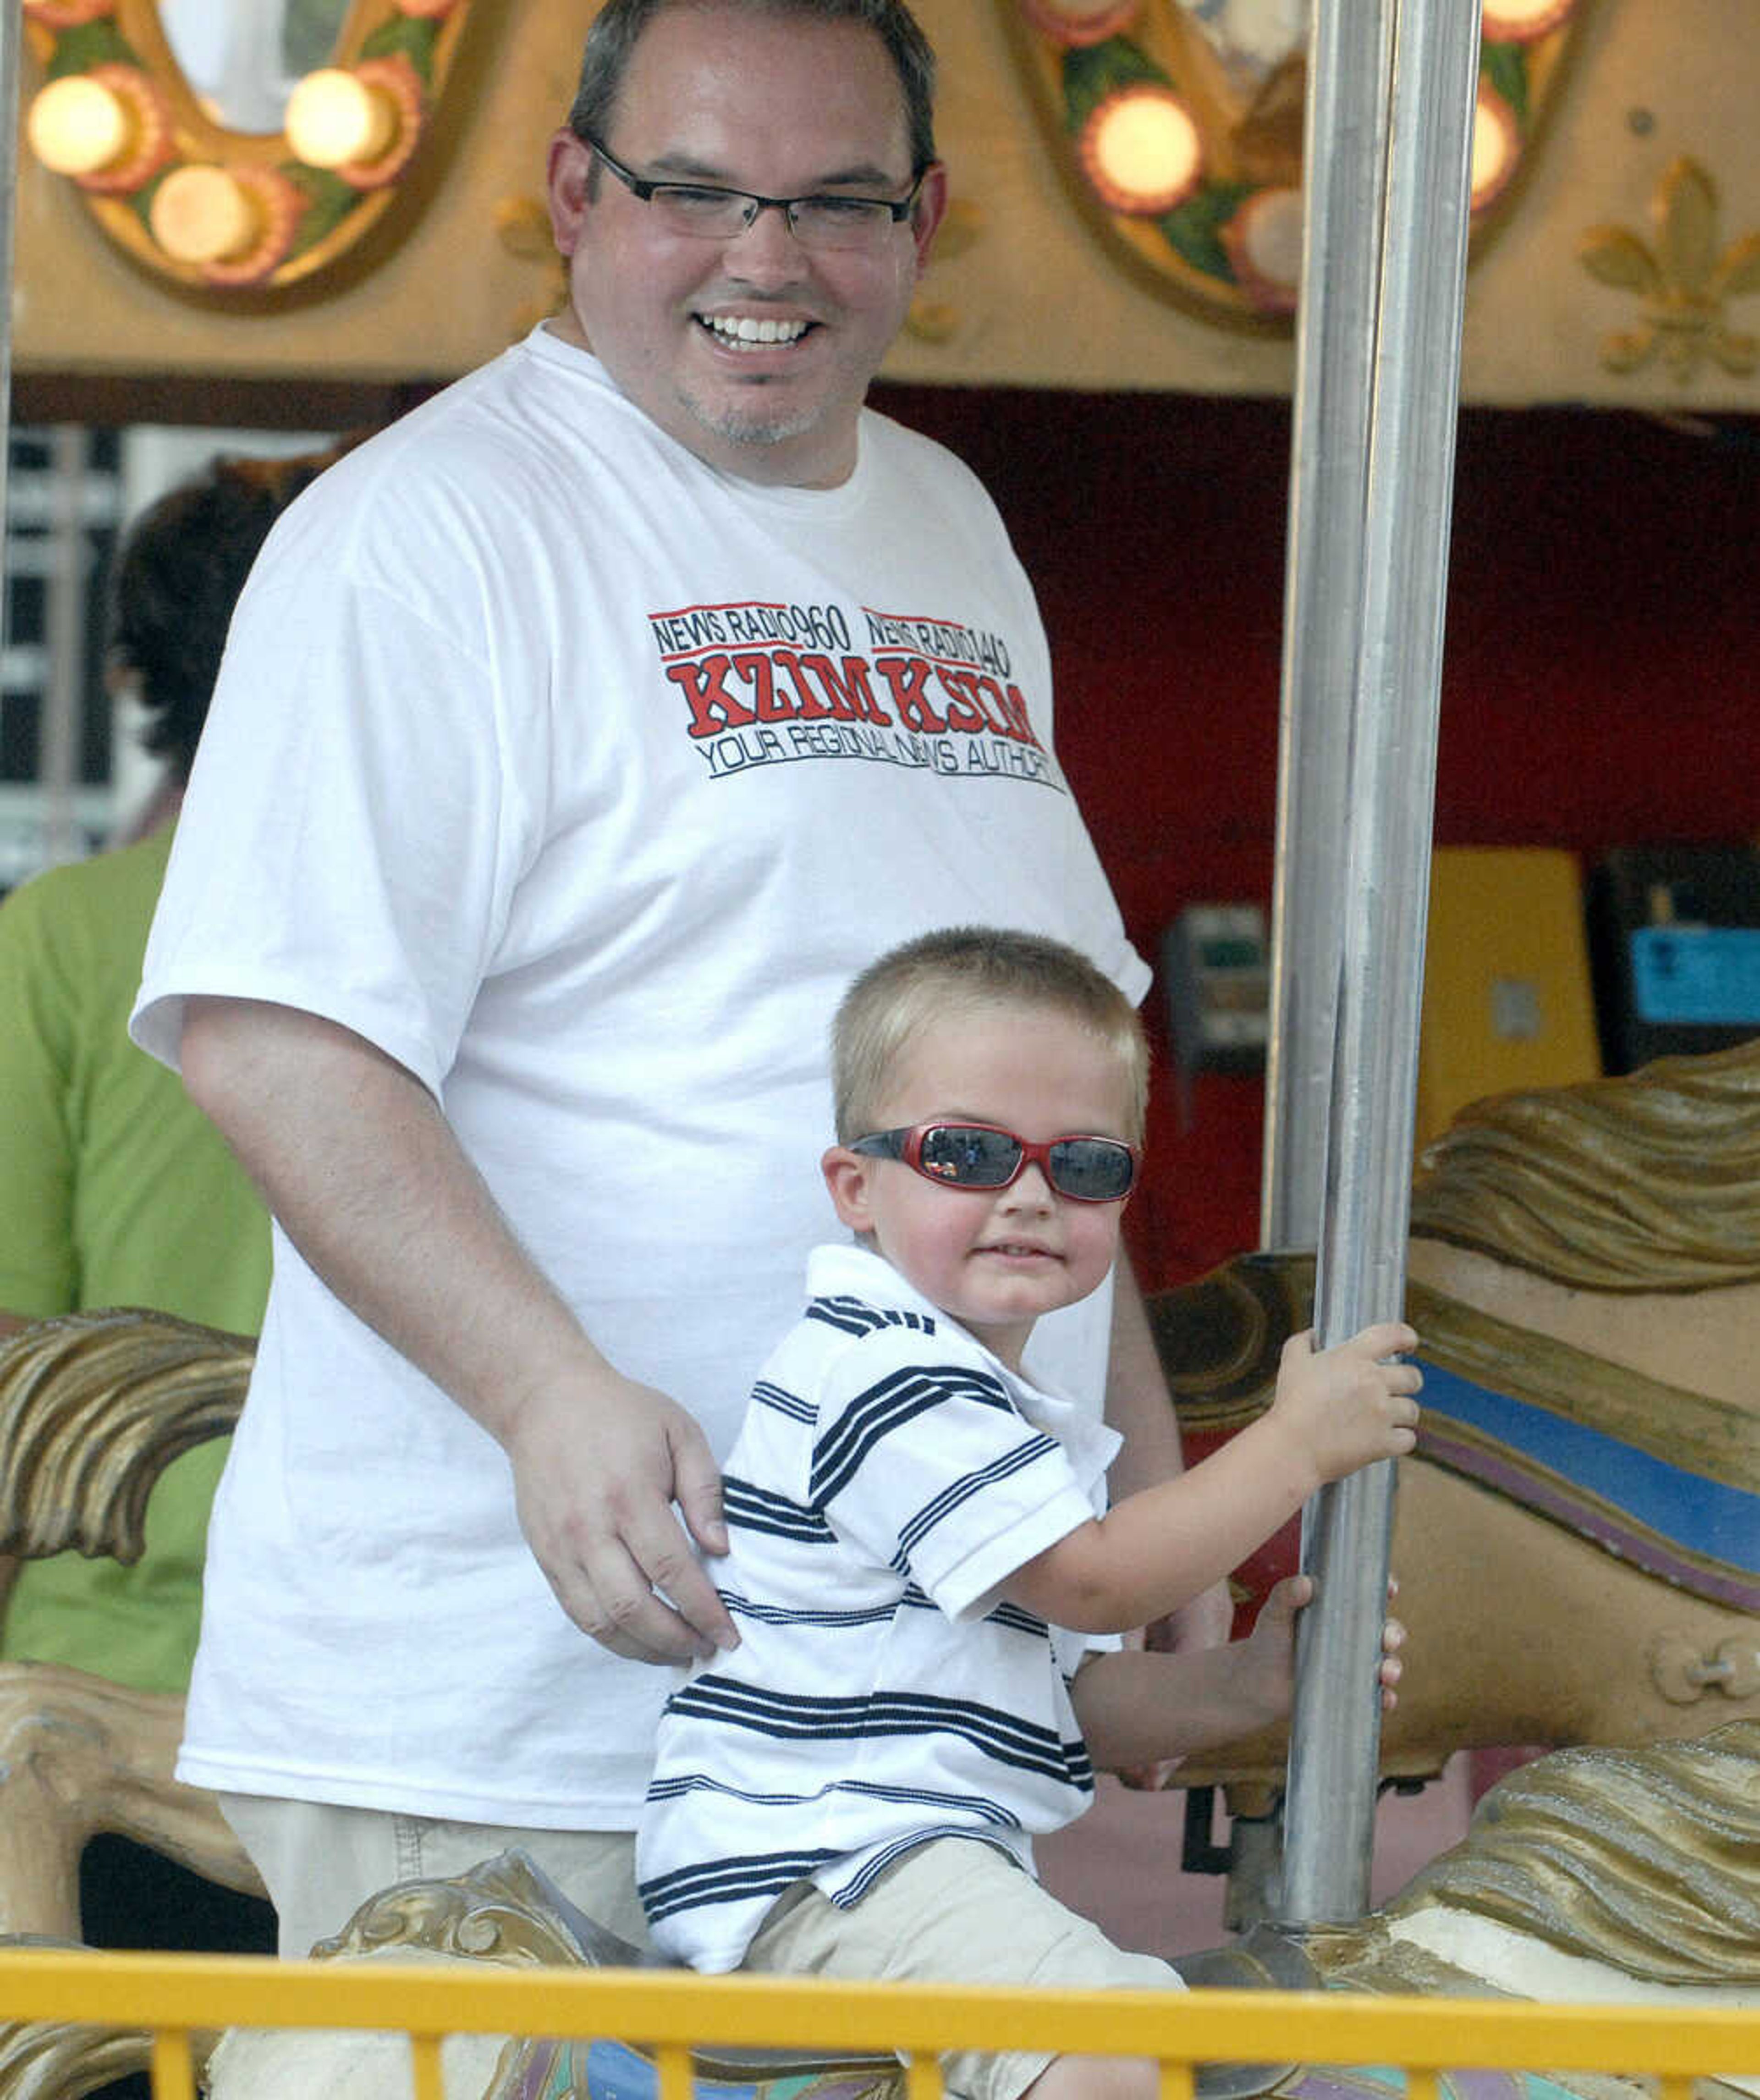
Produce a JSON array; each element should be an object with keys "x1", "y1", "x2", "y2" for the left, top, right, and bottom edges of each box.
[{"x1": 850, "y1": 1121, "x2": 1140, "y2": 1202}]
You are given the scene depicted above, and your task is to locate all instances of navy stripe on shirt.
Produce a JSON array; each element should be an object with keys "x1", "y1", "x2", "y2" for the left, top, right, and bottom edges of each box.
[
  {"x1": 896, "y1": 1433, "x2": 1062, "y2": 1561},
  {"x1": 645, "y1": 1769, "x2": 1024, "y2": 1830},
  {"x1": 666, "y1": 1675, "x2": 1092, "y2": 1786},
  {"x1": 642, "y1": 1846, "x2": 845, "y2": 1922},
  {"x1": 720, "y1": 1588, "x2": 902, "y2": 1631},
  {"x1": 752, "y1": 1380, "x2": 816, "y2": 1424},
  {"x1": 722, "y1": 1476, "x2": 837, "y2": 1544},
  {"x1": 811, "y1": 1362, "x2": 1017, "y2": 1506},
  {"x1": 806, "y1": 1295, "x2": 937, "y2": 1340}
]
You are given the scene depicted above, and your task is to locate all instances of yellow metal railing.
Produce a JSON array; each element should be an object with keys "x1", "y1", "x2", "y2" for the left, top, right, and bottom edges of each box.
[{"x1": 1, "y1": 1949, "x2": 1756, "y2": 2100}]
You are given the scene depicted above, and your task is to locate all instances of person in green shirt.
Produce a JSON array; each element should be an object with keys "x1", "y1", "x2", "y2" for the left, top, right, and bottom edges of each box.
[{"x1": 0, "y1": 449, "x2": 336, "y2": 1985}]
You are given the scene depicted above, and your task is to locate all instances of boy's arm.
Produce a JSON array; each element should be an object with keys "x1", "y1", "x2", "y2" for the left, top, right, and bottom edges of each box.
[
  {"x1": 1103, "y1": 1259, "x2": 1232, "y2": 1654},
  {"x1": 1070, "y1": 1574, "x2": 1404, "y2": 1772},
  {"x1": 1070, "y1": 1589, "x2": 1300, "y2": 1772},
  {"x1": 1073, "y1": 1648, "x2": 1265, "y2": 1773},
  {"x1": 1006, "y1": 1323, "x2": 1419, "y2": 1634}
]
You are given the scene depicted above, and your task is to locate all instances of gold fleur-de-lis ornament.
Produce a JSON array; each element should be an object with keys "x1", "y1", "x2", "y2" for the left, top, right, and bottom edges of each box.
[{"x1": 1579, "y1": 156, "x2": 1760, "y2": 380}]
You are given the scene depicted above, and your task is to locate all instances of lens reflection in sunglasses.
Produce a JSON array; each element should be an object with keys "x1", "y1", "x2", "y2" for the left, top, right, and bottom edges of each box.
[{"x1": 911, "y1": 1123, "x2": 1136, "y2": 1202}]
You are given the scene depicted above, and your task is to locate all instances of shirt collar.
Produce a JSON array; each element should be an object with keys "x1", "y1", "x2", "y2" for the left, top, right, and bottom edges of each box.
[{"x1": 803, "y1": 1242, "x2": 1122, "y2": 1491}]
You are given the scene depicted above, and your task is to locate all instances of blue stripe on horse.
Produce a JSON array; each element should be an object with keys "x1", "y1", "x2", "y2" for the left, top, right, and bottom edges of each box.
[{"x1": 1416, "y1": 1359, "x2": 1760, "y2": 1576}]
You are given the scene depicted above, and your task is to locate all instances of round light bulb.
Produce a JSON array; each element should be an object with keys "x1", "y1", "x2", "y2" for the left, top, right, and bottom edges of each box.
[
  {"x1": 285, "y1": 67, "x2": 397, "y2": 170},
  {"x1": 1471, "y1": 87, "x2": 1519, "y2": 210},
  {"x1": 1224, "y1": 185, "x2": 1304, "y2": 312},
  {"x1": 27, "y1": 75, "x2": 131, "y2": 178},
  {"x1": 1083, "y1": 88, "x2": 1203, "y2": 215},
  {"x1": 1483, "y1": 0, "x2": 1575, "y2": 41},
  {"x1": 149, "y1": 164, "x2": 258, "y2": 265},
  {"x1": 1020, "y1": 0, "x2": 1141, "y2": 42}
]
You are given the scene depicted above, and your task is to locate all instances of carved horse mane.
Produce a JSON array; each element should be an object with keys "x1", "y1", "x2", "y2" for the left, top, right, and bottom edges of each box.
[
  {"x1": 1409, "y1": 1038, "x2": 1760, "y2": 1292},
  {"x1": 1302, "y1": 1720, "x2": 1760, "y2": 2010},
  {"x1": 1384, "y1": 1718, "x2": 1760, "y2": 1986}
]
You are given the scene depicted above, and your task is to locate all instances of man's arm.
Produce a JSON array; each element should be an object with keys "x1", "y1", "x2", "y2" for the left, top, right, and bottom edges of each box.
[
  {"x1": 179, "y1": 996, "x2": 737, "y2": 1665},
  {"x1": 1103, "y1": 1257, "x2": 1234, "y2": 1654}
]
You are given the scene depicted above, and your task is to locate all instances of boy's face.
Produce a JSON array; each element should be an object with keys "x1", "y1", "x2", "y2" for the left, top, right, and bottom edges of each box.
[{"x1": 821, "y1": 1003, "x2": 1137, "y2": 1372}]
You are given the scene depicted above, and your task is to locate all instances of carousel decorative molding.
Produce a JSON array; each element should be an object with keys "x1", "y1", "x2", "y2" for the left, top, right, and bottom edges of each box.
[
  {"x1": 1579, "y1": 154, "x2": 1760, "y2": 382},
  {"x1": 21, "y1": 0, "x2": 474, "y2": 293},
  {"x1": 1005, "y1": 0, "x2": 1589, "y2": 325}
]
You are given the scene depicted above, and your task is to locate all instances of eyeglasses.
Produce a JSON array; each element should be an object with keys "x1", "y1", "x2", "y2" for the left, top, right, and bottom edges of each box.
[
  {"x1": 583, "y1": 132, "x2": 925, "y2": 252},
  {"x1": 850, "y1": 1122, "x2": 1140, "y2": 1203}
]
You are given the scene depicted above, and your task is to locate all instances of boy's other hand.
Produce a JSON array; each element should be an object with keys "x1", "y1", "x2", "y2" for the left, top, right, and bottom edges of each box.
[{"x1": 1237, "y1": 1572, "x2": 1406, "y2": 1732}]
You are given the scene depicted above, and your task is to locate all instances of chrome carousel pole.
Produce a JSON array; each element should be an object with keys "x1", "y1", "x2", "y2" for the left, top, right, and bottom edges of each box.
[
  {"x1": 1277, "y1": 0, "x2": 1484, "y2": 1927},
  {"x1": 1259, "y1": 0, "x2": 1396, "y2": 1258},
  {"x1": 1227, "y1": 0, "x2": 1398, "y2": 1932}
]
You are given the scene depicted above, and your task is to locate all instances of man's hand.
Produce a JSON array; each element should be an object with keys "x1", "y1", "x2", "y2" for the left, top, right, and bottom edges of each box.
[
  {"x1": 179, "y1": 998, "x2": 741, "y2": 1670},
  {"x1": 503, "y1": 1366, "x2": 737, "y2": 1665}
]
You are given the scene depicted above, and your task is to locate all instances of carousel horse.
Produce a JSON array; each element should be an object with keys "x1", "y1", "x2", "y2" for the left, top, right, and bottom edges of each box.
[
  {"x1": 0, "y1": 1043, "x2": 1755, "y2": 2096},
  {"x1": 1157, "y1": 1036, "x2": 1760, "y2": 1808}
]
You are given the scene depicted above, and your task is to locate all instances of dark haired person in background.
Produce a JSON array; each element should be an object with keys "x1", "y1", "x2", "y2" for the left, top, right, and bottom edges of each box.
[{"x1": 0, "y1": 452, "x2": 336, "y2": 2035}]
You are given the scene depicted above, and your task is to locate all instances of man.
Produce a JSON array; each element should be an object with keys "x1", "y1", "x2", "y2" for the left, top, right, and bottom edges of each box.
[{"x1": 133, "y1": 0, "x2": 1227, "y2": 1961}]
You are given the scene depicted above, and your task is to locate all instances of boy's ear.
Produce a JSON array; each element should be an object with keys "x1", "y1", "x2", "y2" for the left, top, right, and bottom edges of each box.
[{"x1": 821, "y1": 1145, "x2": 877, "y2": 1232}]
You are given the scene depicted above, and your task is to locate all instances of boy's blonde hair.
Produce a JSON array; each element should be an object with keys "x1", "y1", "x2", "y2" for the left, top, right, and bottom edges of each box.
[{"x1": 831, "y1": 927, "x2": 1149, "y2": 1144}]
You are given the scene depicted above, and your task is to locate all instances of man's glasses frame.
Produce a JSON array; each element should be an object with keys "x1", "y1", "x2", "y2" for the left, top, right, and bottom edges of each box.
[
  {"x1": 581, "y1": 131, "x2": 927, "y2": 250},
  {"x1": 850, "y1": 1122, "x2": 1141, "y2": 1204}
]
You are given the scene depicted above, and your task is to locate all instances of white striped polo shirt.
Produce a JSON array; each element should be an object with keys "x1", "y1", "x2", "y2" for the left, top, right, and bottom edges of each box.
[{"x1": 637, "y1": 1241, "x2": 1120, "y2": 1972}]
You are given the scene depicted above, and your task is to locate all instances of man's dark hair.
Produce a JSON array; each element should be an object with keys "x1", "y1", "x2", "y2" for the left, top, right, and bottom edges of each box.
[
  {"x1": 108, "y1": 448, "x2": 339, "y2": 783},
  {"x1": 568, "y1": 0, "x2": 937, "y2": 177}
]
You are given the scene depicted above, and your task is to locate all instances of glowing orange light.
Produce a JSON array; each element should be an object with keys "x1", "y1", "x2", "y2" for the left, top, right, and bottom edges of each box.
[
  {"x1": 285, "y1": 68, "x2": 399, "y2": 171},
  {"x1": 1019, "y1": 0, "x2": 1142, "y2": 48},
  {"x1": 1482, "y1": 0, "x2": 1576, "y2": 44},
  {"x1": 1470, "y1": 85, "x2": 1520, "y2": 213},
  {"x1": 149, "y1": 164, "x2": 258, "y2": 265},
  {"x1": 26, "y1": 74, "x2": 129, "y2": 177},
  {"x1": 1079, "y1": 86, "x2": 1203, "y2": 217}
]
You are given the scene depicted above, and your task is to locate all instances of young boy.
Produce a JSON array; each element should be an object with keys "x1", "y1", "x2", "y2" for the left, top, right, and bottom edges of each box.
[{"x1": 637, "y1": 927, "x2": 1420, "y2": 2100}]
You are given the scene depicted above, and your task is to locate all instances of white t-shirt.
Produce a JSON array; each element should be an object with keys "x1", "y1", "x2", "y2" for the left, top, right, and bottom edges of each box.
[
  {"x1": 638, "y1": 1243, "x2": 1118, "y2": 1973},
  {"x1": 133, "y1": 326, "x2": 1150, "y2": 1826}
]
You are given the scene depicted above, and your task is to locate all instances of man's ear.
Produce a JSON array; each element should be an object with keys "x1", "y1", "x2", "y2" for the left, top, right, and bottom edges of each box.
[
  {"x1": 546, "y1": 128, "x2": 592, "y2": 254},
  {"x1": 908, "y1": 161, "x2": 949, "y2": 273},
  {"x1": 821, "y1": 1146, "x2": 877, "y2": 1232}
]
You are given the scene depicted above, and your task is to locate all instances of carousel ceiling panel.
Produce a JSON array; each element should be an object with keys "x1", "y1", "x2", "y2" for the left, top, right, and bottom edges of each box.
[{"x1": 11, "y1": 0, "x2": 1760, "y2": 408}]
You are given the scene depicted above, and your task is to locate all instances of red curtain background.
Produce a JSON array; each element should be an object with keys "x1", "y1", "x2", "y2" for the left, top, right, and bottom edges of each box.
[{"x1": 873, "y1": 386, "x2": 1759, "y2": 1288}]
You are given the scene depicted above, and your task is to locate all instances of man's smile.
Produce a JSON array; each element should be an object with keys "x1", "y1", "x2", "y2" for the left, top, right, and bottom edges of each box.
[{"x1": 696, "y1": 311, "x2": 816, "y2": 349}]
